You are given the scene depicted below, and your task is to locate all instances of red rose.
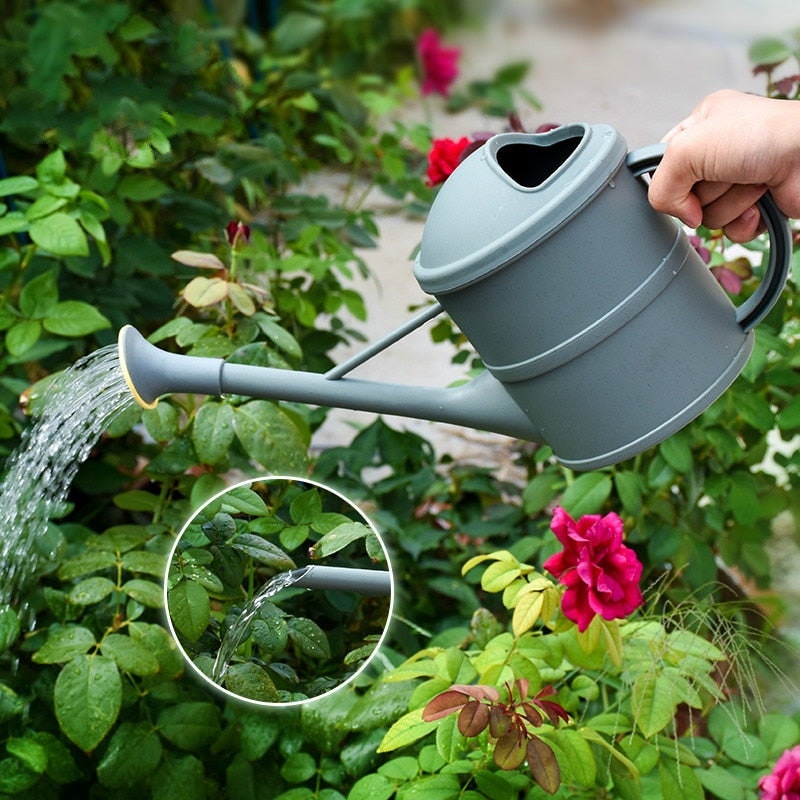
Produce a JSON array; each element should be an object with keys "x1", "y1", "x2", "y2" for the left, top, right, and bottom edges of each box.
[
  {"x1": 225, "y1": 220, "x2": 251, "y2": 248},
  {"x1": 417, "y1": 28, "x2": 460, "y2": 97},
  {"x1": 760, "y1": 745, "x2": 800, "y2": 800},
  {"x1": 543, "y1": 507, "x2": 643, "y2": 632},
  {"x1": 426, "y1": 136, "x2": 470, "y2": 186}
]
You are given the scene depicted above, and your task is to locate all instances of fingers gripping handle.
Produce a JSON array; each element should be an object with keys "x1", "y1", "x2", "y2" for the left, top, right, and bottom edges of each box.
[{"x1": 626, "y1": 143, "x2": 792, "y2": 332}]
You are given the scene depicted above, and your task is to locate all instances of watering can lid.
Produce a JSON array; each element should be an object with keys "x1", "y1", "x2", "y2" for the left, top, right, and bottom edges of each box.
[{"x1": 414, "y1": 123, "x2": 628, "y2": 295}]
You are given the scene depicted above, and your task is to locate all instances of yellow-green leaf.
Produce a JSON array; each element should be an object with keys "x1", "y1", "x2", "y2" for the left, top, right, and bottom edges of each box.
[{"x1": 377, "y1": 708, "x2": 436, "y2": 753}]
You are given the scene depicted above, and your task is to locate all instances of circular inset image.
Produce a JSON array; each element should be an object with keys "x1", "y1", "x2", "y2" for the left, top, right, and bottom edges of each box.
[{"x1": 165, "y1": 476, "x2": 393, "y2": 705}]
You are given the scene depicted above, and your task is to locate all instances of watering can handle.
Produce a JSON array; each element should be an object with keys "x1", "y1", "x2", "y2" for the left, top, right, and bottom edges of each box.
[{"x1": 626, "y1": 143, "x2": 792, "y2": 332}]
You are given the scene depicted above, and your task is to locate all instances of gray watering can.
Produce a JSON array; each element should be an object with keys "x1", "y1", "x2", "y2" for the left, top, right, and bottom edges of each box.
[{"x1": 118, "y1": 122, "x2": 792, "y2": 470}]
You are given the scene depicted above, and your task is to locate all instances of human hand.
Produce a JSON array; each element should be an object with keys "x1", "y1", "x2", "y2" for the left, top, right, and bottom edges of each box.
[{"x1": 648, "y1": 90, "x2": 800, "y2": 241}]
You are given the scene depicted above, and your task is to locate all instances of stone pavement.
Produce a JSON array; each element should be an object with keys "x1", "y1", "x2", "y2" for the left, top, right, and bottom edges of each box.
[{"x1": 310, "y1": 0, "x2": 800, "y2": 470}]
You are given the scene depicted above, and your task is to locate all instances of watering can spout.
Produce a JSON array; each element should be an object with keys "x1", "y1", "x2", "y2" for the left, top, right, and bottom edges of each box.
[{"x1": 117, "y1": 325, "x2": 543, "y2": 441}]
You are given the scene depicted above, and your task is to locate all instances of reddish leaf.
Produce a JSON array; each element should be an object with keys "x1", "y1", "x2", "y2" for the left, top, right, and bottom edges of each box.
[
  {"x1": 536, "y1": 700, "x2": 570, "y2": 727},
  {"x1": 453, "y1": 684, "x2": 500, "y2": 702},
  {"x1": 493, "y1": 730, "x2": 526, "y2": 770},
  {"x1": 527, "y1": 736, "x2": 561, "y2": 795},
  {"x1": 489, "y1": 706, "x2": 512, "y2": 739},
  {"x1": 515, "y1": 677, "x2": 530, "y2": 701},
  {"x1": 457, "y1": 699, "x2": 490, "y2": 737},
  {"x1": 422, "y1": 690, "x2": 471, "y2": 721},
  {"x1": 521, "y1": 702, "x2": 543, "y2": 727}
]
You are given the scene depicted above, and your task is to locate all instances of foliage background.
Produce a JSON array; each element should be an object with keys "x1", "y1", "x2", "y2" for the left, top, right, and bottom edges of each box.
[{"x1": 0, "y1": 1, "x2": 799, "y2": 798}]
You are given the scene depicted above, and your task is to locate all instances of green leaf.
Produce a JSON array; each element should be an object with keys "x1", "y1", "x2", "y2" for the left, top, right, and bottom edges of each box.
[
  {"x1": 0, "y1": 176, "x2": 39, "y2": 197},
  {"x1": 150, "y1": 754, "x2": 206, "y2": 800},
  {"x1": 281, "y1": 752, "x2": 317, "y2": 784},
  {"x1": 696, "y1": 764, "x2": 748, "y2": 800},
  {"x1": 121, "y1": 550, "x2": 167, "y2": 578},
  {"x1": 6, "y1": 320, "x2": 42, "y2": 356},
  {"x1": 734, "y1": 392, "x2": 774, "y2": 431},
  {"x1": 314, "y1": 522, "x2": 370, "y2": 558},
  {"x1": 230, "y1": 533, "x2": 296, "y2": 569},
  {"x1": 167, "y1": 578, "x2": 210, "y2": 641},
  {"x1": 5, "y1": 738, "x2": 47, "y2": 774},
  {"x1": 54, "y1": 654, "x2": 121, "y2": 752},
  {"x1": 101, "y1": 633, "x2": 160, "y2": 676},
  {"x1": 347, "y1": 773, "x2": 395, "y2": 800},
  {"x1": 560, "y1": 473, "x2": 612, "y2": 517},
  {"x1": 749, "y1": 36, "x2": 793, "y2": 65},
  {"x1": 220, "y1": 485, "x2": 269, "y2": 515},
  {"x1": 19, "y1": 271, "x2": 58, "y2": 318},
  {"x1": 225, "y1": 662, "x2": 281, "y2": 702},
  {"x1": 0, "y1": 607, "x2": 21, "y2": 653},
  {"x1": 121, "y1": 579, "x2": 164, "y2": 607},
  {"x1": 96, "y1": 721, "x2": 163, "y2": 789},
  {"x1": 43, "y1": 301, "x2": 111, "y2": 336},
  {"x1": 192, "y1": 401, "x2": 235, "y2": 464},
  {"x1": 234, "y1": 400, "x2": 309, "y2": 474},
  {"x1": 28, "y1": 213, "x2": 89, "y2": 257},
  {"x1": 33, "y1": 626, "x2": 96, "y2": 663},
  {"x1": 522, "y1": 471, "x2": 561, "y2": 515},
  {"x1": 377, "y1": 708, "x2": 436, "y2": 753},
  {"x1": 254, "y1": 313, "x2": 303, "y2": 359},
  {"x1": 272, "y1": 12, "x2": 325, "y2": 54},
  {"x1": 288, "y1": 618, "x2": 331, "y2": 659},
  {"x1": 142, "y1": 401, "x2": 180, "y2": 442},
  {"x1": 68, "y1": 576, "x2": 115, "y2": 605},
  {"x1": 659, "y1": 432, "x2": 693, "y2": 473},
  {"x1": 290, "y1": 488, "x2": 322, "y2": 524},
  {"x1": 631, "y1": 673, "x2": 676, "y2": 738},
  {"x1": 157, "y1": 702, "x2": 221, "y2": 751}
]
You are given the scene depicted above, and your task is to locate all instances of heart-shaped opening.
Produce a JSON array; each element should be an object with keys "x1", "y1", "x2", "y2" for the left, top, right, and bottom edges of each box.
[{"x1": 496, "y1": 135, "x2": 582, "y2": 188}]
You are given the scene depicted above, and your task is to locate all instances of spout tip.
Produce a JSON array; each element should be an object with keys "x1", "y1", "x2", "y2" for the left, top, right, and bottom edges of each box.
[{"x1": 118, "y1": 325, "x2": 159, "y2": 409}]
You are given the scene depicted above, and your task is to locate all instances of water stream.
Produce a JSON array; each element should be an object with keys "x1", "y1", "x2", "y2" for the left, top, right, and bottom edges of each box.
[
  {"x1": 0, "y1": 345, "x2": 136, "y2": 605},
  {"x1": 211, "y1": 565, "x2": 312, "y2": 683}
]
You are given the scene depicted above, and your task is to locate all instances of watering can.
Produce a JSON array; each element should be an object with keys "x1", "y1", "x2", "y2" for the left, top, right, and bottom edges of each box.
[{"x1": 118, "y1": 122, "x2": 792, "y2": 471}]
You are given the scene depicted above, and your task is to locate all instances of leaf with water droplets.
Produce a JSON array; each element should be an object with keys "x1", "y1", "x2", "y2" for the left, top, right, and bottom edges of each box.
[
  {"x1": 224, "y1": 663, "x2": 281, "y2": 703},
  {"x1": 33, "y1": 625, "x2": 96, "y2": 664},
  {"x1": 96, "y1": 721, "x2": 163, "y2": 789},
  {"x1": 68, "y1": 576, "x2": 115, "y2": 606},
  {"x1": 313, "y1": 522, "x2": 370, "y2": 558},
  {"x1": 54, "y1": 654, "x2": 121, "y2": 752},
  {"x1": 287, "y1": 617, "x2": 330, "y2": 659},
  {"x1": 157, "y1": 702, "x2": 221, "y2": 751},
  {"x1": 57, "y1": 550, "x2": 118, "y2": 581},
  {"x1": 122, "y1": 579, "x2": 164, "y2": 608},
  {"x1": 0, "y1": 607, "x2": 21, "y2": 653},
  {"x1": 233, "y1": 400, "x2": 309, "y2": 475},
  {"x1": 230, "y1": 533, "x2": 296, "y2": 570},
  {"x1": 167, "y1": 578, "x2": 209, "y2": 642},
  {"x1": 192, "y1": 401, "x2": 235, "y2": 465},
  {"x1": 100, "y1": 633, "x2": 160, "y2": 676}
]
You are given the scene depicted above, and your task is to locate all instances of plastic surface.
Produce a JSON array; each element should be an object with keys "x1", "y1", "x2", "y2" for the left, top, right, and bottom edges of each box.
[{"x1": 289, "y1": 565, "x2": 391, "y2": 596}]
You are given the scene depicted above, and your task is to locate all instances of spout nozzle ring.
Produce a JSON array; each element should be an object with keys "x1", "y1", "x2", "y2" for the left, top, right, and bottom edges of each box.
[{"x1": 118, "y1": 325, "x2": 159, "y2": 409}]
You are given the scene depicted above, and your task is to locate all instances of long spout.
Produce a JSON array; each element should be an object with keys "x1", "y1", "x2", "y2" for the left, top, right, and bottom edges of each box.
[
  {"x1": 289, "y1": 565, "x2": 391, "y2": 596},
  {"x1": 117, "y1": 325, "x2": 542, "y2": 441}
]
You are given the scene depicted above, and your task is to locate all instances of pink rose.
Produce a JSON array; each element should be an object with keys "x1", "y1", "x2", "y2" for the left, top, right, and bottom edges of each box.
[
  {"x1": 425, "y1": 136, "x2": 470, "y2": 187},
  {"x1": 760, "y1": 746, "x2": 800, "y2": 800},
  {"x1": 417, "y1": 28, "x2": 460, "y2": 97},
  {"x1": 543, "y1": 507, "x2": 643, "y2": 632}
]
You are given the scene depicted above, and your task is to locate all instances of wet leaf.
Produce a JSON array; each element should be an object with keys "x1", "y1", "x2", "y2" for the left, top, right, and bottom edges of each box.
[
  {"x1": 287, "y1": 617, "x2": 330, "y2": 659},
  {"x1": 54, "y1": 654, "x2": 121, "y2": 752},
  {"x1": 157, "y1": 702, "x2": 221, "y2": 750},
  {"x1": 457, "y1": 699, "x2": 489, "y2": 737},
  {"x1": 68, "y1": 576, "x2": 115, "y2": 605},
  {"x1": 192, "y1": 401, "x2": 234, "y2": 464},
  {"x1": 5, "y1": 738, "x2": 47, "y2": 774},
  {"x1": 100, "y1": 633, "x2": 160, "y2": 676},
  {"x1": 230, "y1": 533, "x2": 295, "y2": 569},
  {"x1": 167, "y1": 578, "x2": 210, "y2": 641},
  {"x1": 121, "y1": 579, "x2": 164, "y2": 608},
  {"x1": 313, "y1": 521, "x2": 370, "y2": 558},
  {"x1": 422, "y1": 690, "x2": 471, "y2": 722},
  {"x1": 96, "y1": 721, "x2": 162, "y2": 789},
  {"x1": 224, "y1": 662, "x2": 280, "y2": 702},
  {"x1": 527, "y1": 736, "x2": 560, "y2": 795},
  {"x1": 33, "y1": 626, "x2": 96, "y2": 664}
]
